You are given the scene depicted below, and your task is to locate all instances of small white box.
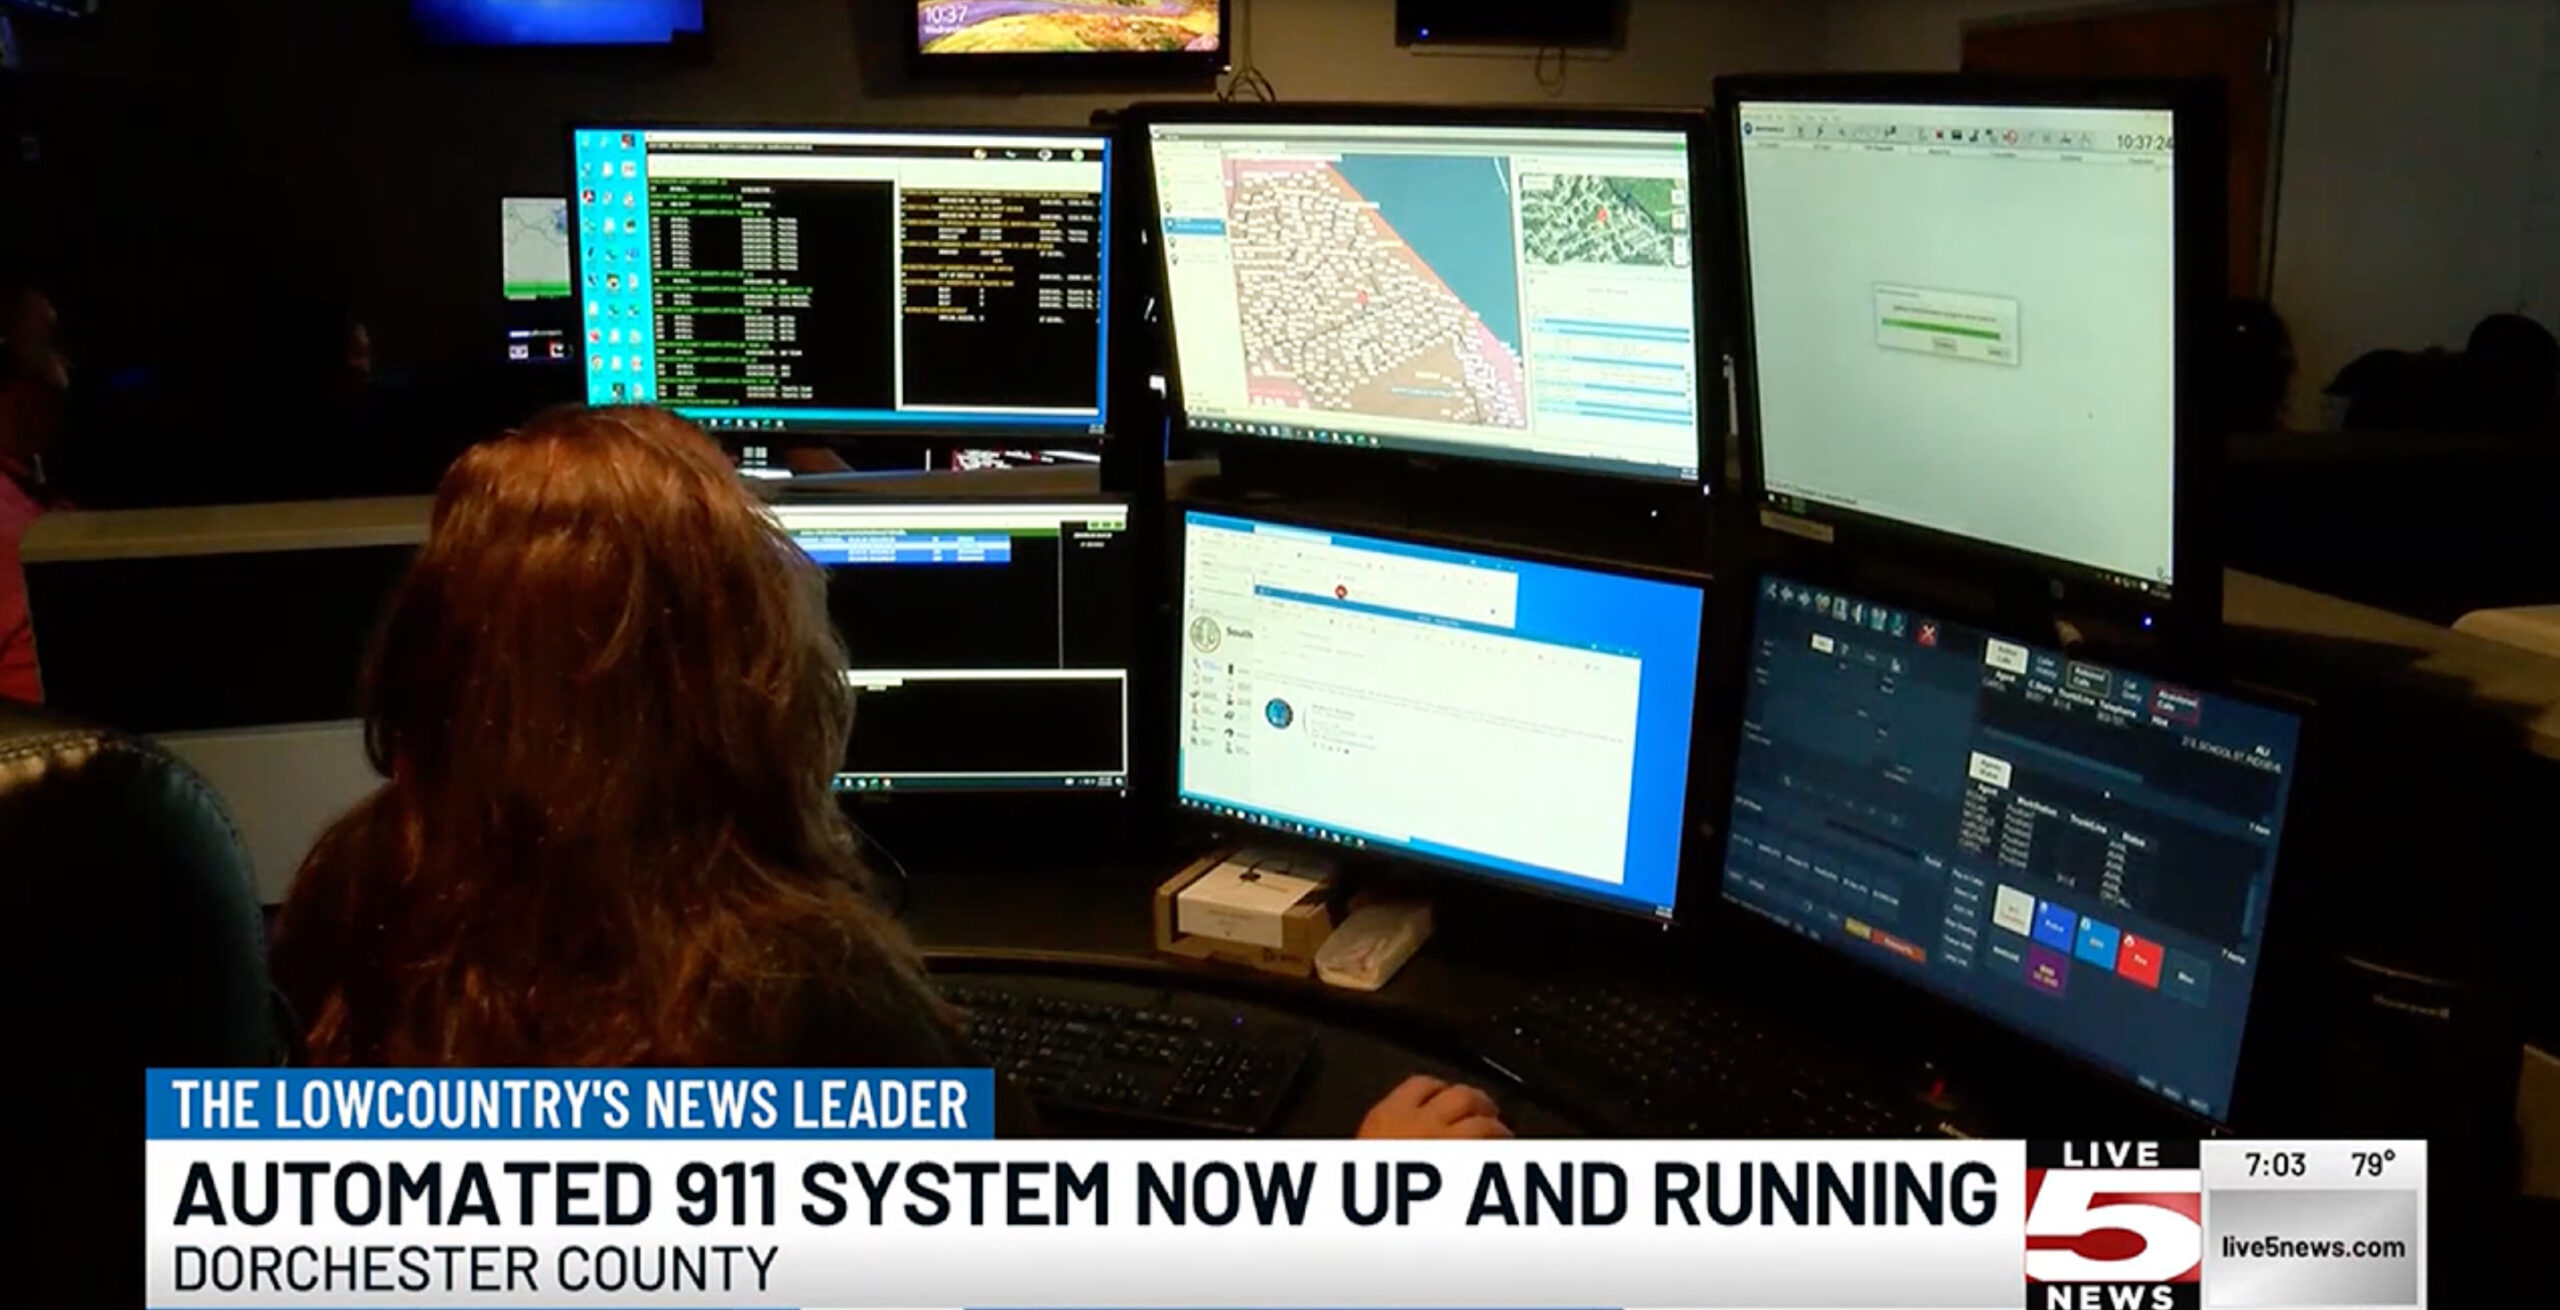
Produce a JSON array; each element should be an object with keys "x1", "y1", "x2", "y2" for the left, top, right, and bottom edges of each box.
[{"x1": 1175, "y1": 854, "x2": 1328, "y2": 950}]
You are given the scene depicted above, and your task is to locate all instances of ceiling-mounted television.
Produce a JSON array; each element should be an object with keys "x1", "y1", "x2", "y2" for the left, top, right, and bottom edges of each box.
[
  {"x1": 415, "y1": 0, "x2": 705, "y2": 46},
  {"x1": 912, "y1": 0, "x2": 1227, "y2": 77}
]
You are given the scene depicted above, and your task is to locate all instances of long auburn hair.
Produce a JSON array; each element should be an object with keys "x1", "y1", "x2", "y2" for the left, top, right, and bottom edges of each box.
[{"x1": 271, "y1": 406, "x2": 945, "y2": 1065}]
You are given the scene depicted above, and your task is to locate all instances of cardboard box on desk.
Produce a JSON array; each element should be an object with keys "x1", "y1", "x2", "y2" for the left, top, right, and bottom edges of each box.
[{"x1": 1153, "y1": 849, "x2": 1336, "y2": 978}]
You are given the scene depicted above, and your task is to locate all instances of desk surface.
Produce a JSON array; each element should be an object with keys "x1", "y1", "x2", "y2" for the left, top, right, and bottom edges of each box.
[
  {"x1": 896, "y1": 851, "x2": 2543, "y2": 1302},
  {"x1": 2228, "y1": 570, "x2": 2560, "y2": 760},
  {"x1": 38, "y1": 477, "x2": 2560, "y2": 758},
  {"x1": 904, "y1": 861, "x2": 1595, "y2": 1139},
  {"x1": 887, "y1": 849, "x2": 2201, "y2": 1146}
]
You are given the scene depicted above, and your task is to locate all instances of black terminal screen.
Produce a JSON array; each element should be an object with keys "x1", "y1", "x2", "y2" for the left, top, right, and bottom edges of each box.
[
  {"x1": 1723, "y1": 576, "x2": 2303, "y2": 1121},
  {"x1": 574, "y1": 127, "x2": 1109, "y2": 438},
  {"x1": 774, "y1": 500, "x2": 1132, "y2": 794}
]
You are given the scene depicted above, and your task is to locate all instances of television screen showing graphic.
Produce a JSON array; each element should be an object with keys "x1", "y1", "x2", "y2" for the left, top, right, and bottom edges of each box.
[{"x1": 917, "y1": 1, "x2": 1223, "y2": 56}]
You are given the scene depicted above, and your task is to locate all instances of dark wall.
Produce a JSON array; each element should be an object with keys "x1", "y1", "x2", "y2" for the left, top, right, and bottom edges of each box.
[
  {"x1": 13, "y1": 0, "x2": 1817, "y2": 379},
  {"x1": 17, "y1": 0, "x2": 1107, "y2": 375}
]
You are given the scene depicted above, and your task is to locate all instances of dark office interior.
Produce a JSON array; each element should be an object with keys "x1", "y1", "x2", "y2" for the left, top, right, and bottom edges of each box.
[{"x1": 4, "y1": 0, "x2": 2558, "y2": 1302}]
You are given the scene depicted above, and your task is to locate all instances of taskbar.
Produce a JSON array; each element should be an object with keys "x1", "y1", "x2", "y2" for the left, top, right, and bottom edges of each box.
[
  {"x1": 1760, "y1": 489, "x2": 2175, "y2": 603},
  {"x1": 686, "y1": 408, "x2": 1105, "y2": 437},
  {"x1": 1179, "y1": 795, "x2": 1371, "y2": 852},
  {"x1": 1192, "y1": 416, "x2": 1698, "y2": 483},
  {"x1": 836, "y1": 772, "x2": 1127, "y2": 795}
]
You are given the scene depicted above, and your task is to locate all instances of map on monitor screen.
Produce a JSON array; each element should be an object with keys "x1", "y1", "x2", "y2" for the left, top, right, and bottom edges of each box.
[
  {"x1": 501, "y1": 197, "x2": 571, "y2": 302},
  {"x1": 1224, "y1": 154, "x2": 1530, "y2": 429},
  {"x1": 1149, "y1": 120, "x2": 1702, "y2": 479},
  {"x1": 917, "y1": 0, "x2": 1221, "y2": 54}
]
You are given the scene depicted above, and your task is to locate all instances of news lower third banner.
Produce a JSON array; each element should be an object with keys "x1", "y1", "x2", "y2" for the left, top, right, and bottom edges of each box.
[{"x1": 145, "y1": 1070, "x2": 2427, "y2": 1310}]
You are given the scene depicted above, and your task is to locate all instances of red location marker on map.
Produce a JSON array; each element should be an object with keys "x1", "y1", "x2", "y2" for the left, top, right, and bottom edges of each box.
[
  {"x1": 1334, "y1": 584, "x2": 1349, "y2": 600},
  {"x1": 1597, "y1": 206, "x2": 1610, "y2": 223}
]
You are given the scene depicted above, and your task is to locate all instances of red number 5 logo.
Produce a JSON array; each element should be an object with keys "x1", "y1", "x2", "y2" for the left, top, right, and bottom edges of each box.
[{"x1": 2025, "y1": 1168, "x2": 2203, "y2": 1283}]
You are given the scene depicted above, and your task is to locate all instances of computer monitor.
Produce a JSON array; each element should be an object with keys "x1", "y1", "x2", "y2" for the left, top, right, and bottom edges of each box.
[
  {"x1": 503, "y1": 196, "x2": 572, "y2": 302},
  {"x1": 1145, "y1": 111, "x2": 1708, "y2": 482},
  {"x1": 571, "y1": 126, "x2": 1110, "y2": 439},
  {"x1": 1176, "y1": 509, "x2": 1705, "y2": 919},
  {"x1": 773, "y1": 499, "x2": 1132, "y2": 793},
  {"x1": 1725, "y1": 79, "x2": 2216, "y2": 606},
  {"x1": 1720, "y1": 573, "x2": 2303, "y2": 1122},
  {"x1": 501, "y1": 196, "x2": 575, "y2": 367}
]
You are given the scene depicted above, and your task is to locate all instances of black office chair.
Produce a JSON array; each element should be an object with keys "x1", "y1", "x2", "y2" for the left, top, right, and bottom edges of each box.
[{"x1": 0, "y1": 699, "x2": 285, "y2": 1306}]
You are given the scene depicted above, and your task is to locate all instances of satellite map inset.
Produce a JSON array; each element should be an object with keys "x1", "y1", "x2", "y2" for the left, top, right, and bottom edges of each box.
[
  {"x1": 917, "y1": 0, "x2": 1222, "y2": 54},
  {"x1": 1521, "y1": 174, "x2": 1683, "y2": 267},
  {"x1": 1222, "y1": 158, "x2": 1528, "y2": 431}
]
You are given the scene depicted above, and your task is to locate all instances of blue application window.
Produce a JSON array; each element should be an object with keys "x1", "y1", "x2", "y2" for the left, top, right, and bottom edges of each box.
[
  {"x1": 1721, "y1": 574, "x2": 2304, "y2": 1121},
  {"x1": 571, "y1": 127, "x2": 1111, "y2": 437},
  {"x1": 1176, "y1": 510, "x2": 1704, "y2": 919}
]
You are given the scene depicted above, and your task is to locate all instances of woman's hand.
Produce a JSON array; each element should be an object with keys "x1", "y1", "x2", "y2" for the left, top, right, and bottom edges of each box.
[{"x1": 1356, "y1": 1074, "x2": 1512, "y2": 1139}]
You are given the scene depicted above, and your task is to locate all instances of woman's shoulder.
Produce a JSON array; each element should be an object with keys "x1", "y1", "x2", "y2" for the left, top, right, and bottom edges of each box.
[
  {"x1": 742, "y1": 900, "x2": 959, "y2": 1060},
  {"x1": 752, "y1": 914, "x2": 1042, "y2": 1136}
]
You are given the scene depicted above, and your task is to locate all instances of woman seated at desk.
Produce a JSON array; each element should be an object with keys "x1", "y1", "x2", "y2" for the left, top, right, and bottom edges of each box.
[{"x1": 268, "y1": 405, "x2": 1504, "y2": 1141}]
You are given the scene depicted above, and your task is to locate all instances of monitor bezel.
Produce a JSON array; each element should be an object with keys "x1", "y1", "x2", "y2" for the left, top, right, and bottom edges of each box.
[
  {"x1": 1164, "y1": 496, "x2": 1715, "y2": 924},
  {"x1": 770, "y1": 488, "x2": 1140, "y2": 802},
  {"x1": 566, "y1": 121, "x2": 1117, "y2": 442},
  {"x1": 1124, "y1": 100, "x2": 1724, "y2": 494},
  {"x1": 906, "y1": 0, "x2": 1232, "y2": 81},
  {"x1": 1700, "y1": 562, "x2": 2325, "y2": 1133},
  {"x1": 1715, "y1": 73, "x2": 2227, "y2": 644}
]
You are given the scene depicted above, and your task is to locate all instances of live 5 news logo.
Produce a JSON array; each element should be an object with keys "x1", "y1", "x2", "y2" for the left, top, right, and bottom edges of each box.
[{"x1": 2025, "y1": 1139, "x2": 2202, "y2": 1310}]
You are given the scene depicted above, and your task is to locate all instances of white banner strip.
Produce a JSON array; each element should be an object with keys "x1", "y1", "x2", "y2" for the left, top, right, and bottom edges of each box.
[{"x1": 149, "y1": 1141, "x2": 2025, "y2": 1308}]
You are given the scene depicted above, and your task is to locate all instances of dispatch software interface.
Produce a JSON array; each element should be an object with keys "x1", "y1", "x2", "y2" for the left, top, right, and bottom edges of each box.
[
  {"x1": 1152, "y1": 122, "x2": 1702, "y2": 480},
  {"x1": 776, "y1": 501, "x2": 1130, "y2": 793},
  {"x1": 1737, "y1": 102, "x2": 2178, "y2": 590},
  {"x1": 1178, "y1": 511, "x2": 1701, "y2": 917},
  {"x1": 1724, "y1": 576, "x2": 2300, "y2": 1118},
  {"x1": 575, "y1": 128, "x2": 1108, "y2": 436}
]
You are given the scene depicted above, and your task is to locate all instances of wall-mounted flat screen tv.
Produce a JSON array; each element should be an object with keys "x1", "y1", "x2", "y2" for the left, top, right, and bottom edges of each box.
[
  {"x1": 913, "y1": 0, "x2": 1227, "y2": 77},
  {"x1": 416, "y1": 0, "x2": 705, "y2": 46}
]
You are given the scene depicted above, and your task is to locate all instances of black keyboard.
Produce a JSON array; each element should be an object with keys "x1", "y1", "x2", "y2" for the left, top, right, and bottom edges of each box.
[
  {"x1": 943, "y1": 981, "x2": 1315, "y2": 1134},
  {"x1": 1474, "y1": 980, "x2": 1945, "y2": 1137}
]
